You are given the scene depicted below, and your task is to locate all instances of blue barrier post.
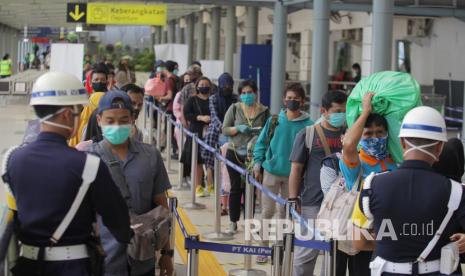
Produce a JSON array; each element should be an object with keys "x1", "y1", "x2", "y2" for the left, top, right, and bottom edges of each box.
[
  {"x1": 186, "y1": 235, "x2": 200, "y2": 276},
  {"x1": 182, "y1": 134, "x2": 206, "y2": 210},
  {"x1": 168, "y1": 197, "x2": 178, "y2": 250},
  {"x1": 271, "y1": 243, "x2": 283, "y2": 276},
  {"x1": 204, "y1": 156, "x2": 234, "y2": 241},
  {"x1": 282, "y1": 200, "x2": 296, "y2": 275},
  {"x1": 165, "y1": 116, "x2": 176, "y2": 173},
  {"x1": 174, "y1": 123, "x2": 189, "y2": 190}
]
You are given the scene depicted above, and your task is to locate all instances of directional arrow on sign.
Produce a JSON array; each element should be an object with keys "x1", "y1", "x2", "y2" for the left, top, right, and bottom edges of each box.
[
  {"x1": 66, "y1": 3, "x2": 87, "y2": 23},
  {"x1": 69, "y1": 5, "x2": 85, "y2": 21}
]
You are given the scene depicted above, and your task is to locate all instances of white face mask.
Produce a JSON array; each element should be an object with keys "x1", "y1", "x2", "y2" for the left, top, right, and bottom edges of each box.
[
  {"x1": 40, "y1": 106, "x2": 80, "y2": 138},
  {"x1": 403, "y1": 139, "x2": 441, "y2": 161}
]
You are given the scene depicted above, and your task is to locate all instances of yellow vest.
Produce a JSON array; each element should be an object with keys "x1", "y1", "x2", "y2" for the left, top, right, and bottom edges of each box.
[
  {"x1": 69, "y1": 92, "x2": 105, "y2": 147},
  {"x1": 0, "y1": 59, "x2": 12, "y2": 76}
]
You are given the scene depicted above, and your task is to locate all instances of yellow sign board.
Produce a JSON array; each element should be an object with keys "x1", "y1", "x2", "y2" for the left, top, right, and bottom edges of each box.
[{"x1": 87, "y1": 3, "x2": 167, "y2": 26}]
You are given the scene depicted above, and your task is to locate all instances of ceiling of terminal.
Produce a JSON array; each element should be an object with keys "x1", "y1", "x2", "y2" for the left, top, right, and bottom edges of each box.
[
  {"x1": 0, "y1": 0, "x2": 464, "y2": 30},
  {"x1": 0, "y1": 0, "x2": 203, "y2": 29}
]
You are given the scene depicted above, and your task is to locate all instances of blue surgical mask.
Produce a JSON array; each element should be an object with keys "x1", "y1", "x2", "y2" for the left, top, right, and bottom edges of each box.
[
  {"x1": 102, "y1": 125, "x2": 132, "y2": 145},
  {"x1": 240, "y1": 93, "x2": 256, "y2": 106},
  {"x1": 327, "y1": 112, "x2": 346, "y2": 128},
  {"x1": 173, "y1": 69, "x2": 178, "y2": 75},
  {"x1": 360, "y1": 136, "x2": 388, "y2": 160}
]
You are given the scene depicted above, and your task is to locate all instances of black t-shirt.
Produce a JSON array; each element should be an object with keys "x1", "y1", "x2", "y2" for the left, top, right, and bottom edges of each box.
[
  {"x1": 183, "y1": 96, "x2": 210, "y2": 137},
  {"x1": 367, "y1": 160, "x2": 465, "y2": 262}
]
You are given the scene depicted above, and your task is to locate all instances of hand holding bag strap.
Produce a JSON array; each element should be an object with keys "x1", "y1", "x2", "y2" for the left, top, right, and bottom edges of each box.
[
  {"x1": 50, "y1": 154, "x2": 100, "y2": 244},
  {"x1": 98, "y1": 141, "x2": 133, "y2": 211},
  {"x1": 417, "y1": 180, "x2": 463, "y2": 262},
  {"x1": 315, "y1": 124, "x2": 331, "y2": 156}
]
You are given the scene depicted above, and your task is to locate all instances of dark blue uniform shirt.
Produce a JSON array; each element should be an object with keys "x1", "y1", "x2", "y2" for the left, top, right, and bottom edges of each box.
[
  {"x1": 364, "y1": 160, "x2": 465, "y2": 262},
  {"x1": 6, "y1": 132, "x2": 131, "y2": 247}
]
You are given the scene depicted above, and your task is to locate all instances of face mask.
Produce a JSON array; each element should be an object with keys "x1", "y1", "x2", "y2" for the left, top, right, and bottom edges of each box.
[
  {"x1": 286, "y1": 100, "x2": 301, "y2": 111},
  {"x1": 92, "y1": 82, "x2": 108, "y2": 92},
  {"x1": 198, "y1": 87, "x2": 210, "y2": 95},
  {"x1": 360, "y1": 136, "x2": 388, "y2": 160},
  {"x1": 327, "y1": 112, "x2": 346, "y2": 128},
  {"x1": 240, "y1": 93, "x2": 256, "y2": 106},
  {"x1": 403, "y1": 139, "x2": 441, "y2": 161},
  {"x1": 156, "y1": 67, "x2": 165, "y2": 73},
  {"x1": 173, "y1": 69, "x2": 178, "y2": 75},
  {"x1": 220, "y1": 87, "x2": 233, "y2": 96},
  {"x1": 40, "y1": 107, "x2": 80, "y2": 138},
  {"x1": 352, "y1": 71, "x2": 358, "y2": 78},
  {"x1": 102, "y1": 124, "x2": 132, "y2": 145}
]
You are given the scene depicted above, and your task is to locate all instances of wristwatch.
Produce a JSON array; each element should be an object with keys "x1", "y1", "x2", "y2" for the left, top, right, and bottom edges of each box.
[{"x1": 160, "y1": 249, "x2": 174, "y2": 257}]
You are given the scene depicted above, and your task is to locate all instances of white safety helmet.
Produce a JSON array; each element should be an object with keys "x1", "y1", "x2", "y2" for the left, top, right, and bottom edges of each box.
[
  {"x1": 30, "y1": 72, "x2": 88, "y2": 106},
  {"x1": 399, "y1": 106, "x2": 447, "y2": 142}
]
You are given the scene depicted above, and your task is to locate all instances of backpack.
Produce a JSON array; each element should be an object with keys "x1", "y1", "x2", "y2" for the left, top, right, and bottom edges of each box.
[
  {"x1": 316, "y1": 152, "x2": 362, "y2": 256},
  {"x1": 265, "y1": 115, "x2": 279, "y2": 146},
  {"x1": 144, "y1": 73, "x2": 166, "y2": 97}
]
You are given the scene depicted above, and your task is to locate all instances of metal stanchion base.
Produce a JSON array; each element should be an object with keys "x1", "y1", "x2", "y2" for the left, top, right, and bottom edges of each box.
[
  {"x1": 228, "y1": 269, "x2": 267, "y2": 276},
  {"x1": 203, "y1": 231, "x2": 234, "y2": 241},
  {"x1": 173, "y1": 178, "x2": 190, "y2": 191},
  {"x1": 182, "y1": 202, "x2": 206, "y2": 209},
  {"x1": 173, "y1": 184, "x2": 190, "y2": 191}
]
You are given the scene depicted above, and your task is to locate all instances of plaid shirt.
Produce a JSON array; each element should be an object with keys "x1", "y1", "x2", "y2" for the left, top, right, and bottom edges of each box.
[{"x1": 201, "y1": 93, "x2": 222, "y2": 169}]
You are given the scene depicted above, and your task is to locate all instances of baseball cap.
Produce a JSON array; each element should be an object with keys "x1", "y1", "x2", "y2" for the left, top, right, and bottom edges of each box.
[{"x1": 98, "y1": 90, "x2": 134, "y2": 114}]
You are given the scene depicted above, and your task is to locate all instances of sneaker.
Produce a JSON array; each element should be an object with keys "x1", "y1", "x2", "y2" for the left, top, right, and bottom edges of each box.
[
  {"x1": 256, "y1": 255, "x2": 268, "y2": 264},
  {"x1": 207, "y1": 185, "x2": 214, "y2": 195},
  {"x1": 226, "y1": 222, "x2": 238, "y2": 235},
  {"x1": 196, "y1": 186, "x2": 207, "y2": 197}
]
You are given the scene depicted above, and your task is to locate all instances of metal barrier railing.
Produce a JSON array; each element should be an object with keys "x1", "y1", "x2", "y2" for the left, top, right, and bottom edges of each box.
[{"x1": 145, "y1": 99, "x2": 335, "y2": 276}]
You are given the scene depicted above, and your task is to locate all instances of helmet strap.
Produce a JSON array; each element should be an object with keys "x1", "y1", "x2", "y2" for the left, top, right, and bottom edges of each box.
[
  {"x1": 403, "y1": 139, "x2": 439, "y2": 161},
  {"x1": 40, "y1": 107, "x2": 76, "y2": 132}
]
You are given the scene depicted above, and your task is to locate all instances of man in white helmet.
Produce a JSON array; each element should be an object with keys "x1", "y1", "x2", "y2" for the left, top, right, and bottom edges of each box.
[
  {"x1": 2, "y1": 72, "x2": 131, "y2": 276},
  {"x1": 351, "y1": 106, "x2": 465, "y2": 275}
]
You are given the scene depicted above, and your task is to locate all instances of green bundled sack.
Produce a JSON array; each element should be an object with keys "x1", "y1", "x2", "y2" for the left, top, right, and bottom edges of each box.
[{"x1": 346, "y1": 71, "x2": 421, "y2": 163}]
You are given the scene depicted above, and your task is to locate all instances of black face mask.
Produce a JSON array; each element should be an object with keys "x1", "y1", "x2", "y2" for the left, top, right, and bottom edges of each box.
[
  {"x1": 286, "y1": 100, "x2": 301, "y2": 111},
  {"x1": 198, "y1": 87, "x2": 210, "y2": 95},
  {"x1": 92, "y1": 82, "x2": 108, "y2": 92},
  {"x1": 220, "y1": 87, "x2": 233, "y2": 96}
]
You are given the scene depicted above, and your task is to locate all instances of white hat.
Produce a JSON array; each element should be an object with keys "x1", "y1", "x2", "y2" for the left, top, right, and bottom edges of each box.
[
  {"x1": 399, "y1": 106, "x2": 447, "y2": 142},
  {"x1": 30, "y1": 72, "x2": 88, "y2": 106}
]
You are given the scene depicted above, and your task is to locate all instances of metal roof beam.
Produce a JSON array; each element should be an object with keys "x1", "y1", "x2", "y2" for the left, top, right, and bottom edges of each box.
[
  {"x1": 153, "y1": 0, "x2": 275, "y2": 7},
  {"x1": 284, "y1": 1, "x2": 465, "y2": 17}
]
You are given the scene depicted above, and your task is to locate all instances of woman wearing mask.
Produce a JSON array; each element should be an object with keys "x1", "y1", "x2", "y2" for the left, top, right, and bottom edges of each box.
[
  {"x1": 340, "y1": 93, "x2": 398, "y2": 276},
  {"x1": 173, "y1": 73, "x2": 192, "y2": 153},
  {"x1": 182, "y1": 77, "x2": 213, "y2": 197},
  {"x1": 201, "y1": 73, "x2": 237, "y2": 197},
  {"x1": 222, "y1": 80, "x2": 270, "y2": 234}
]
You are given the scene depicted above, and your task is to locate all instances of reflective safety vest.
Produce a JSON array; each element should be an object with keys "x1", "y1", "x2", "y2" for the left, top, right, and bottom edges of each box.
[{"x1": 0, "y1": 59, "x2": 12, "y2": 76}]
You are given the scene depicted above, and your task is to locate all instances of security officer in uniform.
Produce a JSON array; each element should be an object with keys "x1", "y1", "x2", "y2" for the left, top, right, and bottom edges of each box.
[
  {"x1": 351, "y1": 106, "x2": 465, "y2": 275},
  {"x1": 2, "y1": 72, "x2": 132, "y2": 276}
]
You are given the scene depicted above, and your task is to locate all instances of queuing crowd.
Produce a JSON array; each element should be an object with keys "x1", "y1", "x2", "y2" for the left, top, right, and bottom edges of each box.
[{"x1": 4, "y1": 55, "x2": 465, "y2": 276}]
